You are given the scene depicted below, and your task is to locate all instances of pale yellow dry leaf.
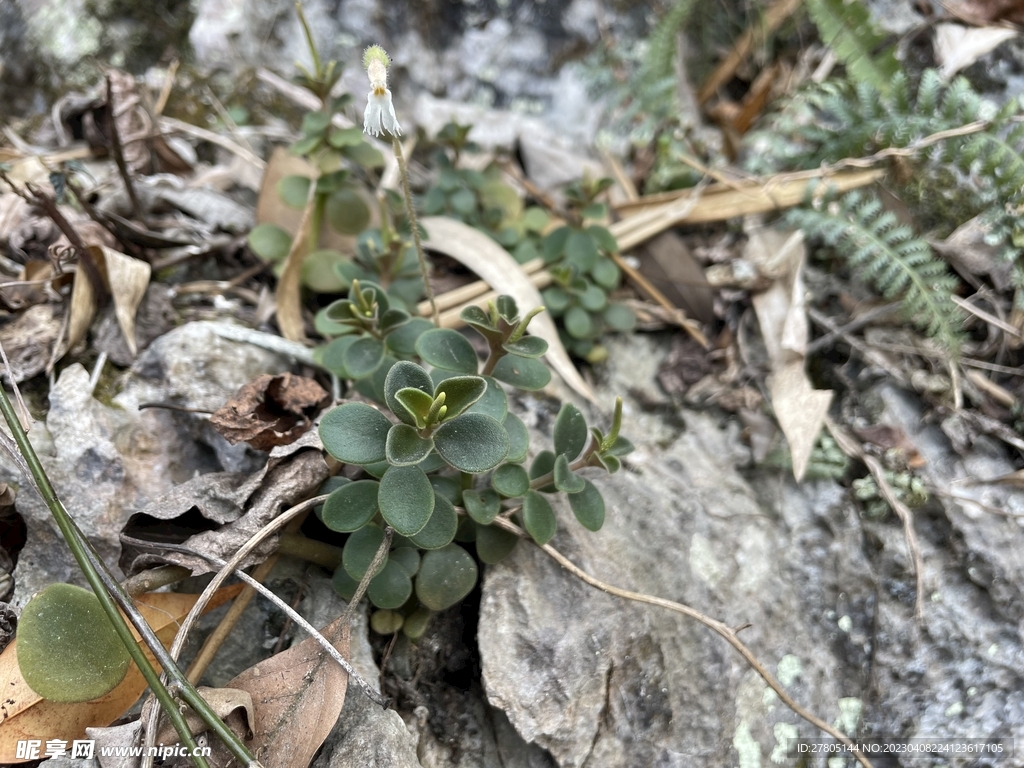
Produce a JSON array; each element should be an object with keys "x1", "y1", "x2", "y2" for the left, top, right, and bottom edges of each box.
[
  {"x1": 770, "y1": 361, "x2": 834, "y2": 481},
  {"x1": 67, "y1": 263, "x2": 98, "y2": 351},
  {"x1": 96, "y1": 246, "x2": 151, "y2": 356},
  {"x1": 420, "y1": 216, "x2": 596, "y2": 403},
  {"x1": 274, "y1": 181, "x2": 317, "y2": 342}
]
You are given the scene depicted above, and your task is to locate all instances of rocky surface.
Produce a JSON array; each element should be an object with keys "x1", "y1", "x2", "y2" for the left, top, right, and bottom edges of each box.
[
  {"x1": 477, "y1": 334, "x2": 1024, "y2": 767},
  {"x1": 0, "y1": 322, "x2": 291, "y2": 606}
]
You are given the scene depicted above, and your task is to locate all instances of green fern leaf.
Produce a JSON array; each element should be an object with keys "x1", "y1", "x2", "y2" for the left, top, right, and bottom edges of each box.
[
  {"x1": 789, "y1": 192, "x2": 964, "y2": 351},
  {"x1": 805, "y1": 0, "x2": 899, "y2": 93}
]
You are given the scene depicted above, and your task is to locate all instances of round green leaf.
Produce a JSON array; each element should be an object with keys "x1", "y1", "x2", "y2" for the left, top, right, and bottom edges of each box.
[
  {"x1": 368, "y1": 560, "x2": 413, "y2": 609},
  {"x1": 409, "y1": 492, "x2": 458, "y2": 549},
  {"x1": 315, "y1": 307, "x2": 357, "y2": 338},
  {"x1": 543, "y1": 226, "x2": 571, "y2": 263},
  {"x1": 343, "y1": 141, "x2": 385, "y2": 168},
  {"x1": 466, "y1": 376, "x2": 507, "y2": 421},
  {"x1": 429, "y1": 475, "x2": 462, "y2": 504},
  {"x1": 386, "y1": 424, "x2": 435, "y2": 466},
  {"x1": 277, "y1": 174, "x2": 312, "y2": 209},
  {"x1": 17, "y1": 584, "x2": 130, "y2": 703},
  {"x1": 386, "y1": 317, "x2": 433, "y2": 357},
  {"x1": 502, "y1": 335, "x2": 548, "y2": 358},
  {"x1": 565, "y1": 230, "x2": 599, "y2": 272},
  {"x1": 343, "y1": 524, "x2": 388, "y2": 580},
  {"x1": 503, "y1": 412, "x2": 529, "y2": 463},
  {"x1": 587, "y1": 224, "x2": 618, "y2": 252},
  {"x1": 319, "y1": 402, "x2": 390, "y2": 465},
  {"x1": 378, "y1": 465, "x2": 435, "y2": 536},
  {"x1": 554, "y1": 403, "x2": 588, "y2": 460},
  {"x1": 321, "y1": 336, "x2": 356, "y2": 377},
  {"x1": 542, "y1": 286, "x2": 571, "y2": 312},
  {"x1": 416, "y1": 544, "x2": 478, "y2": 611},
  {"x1": 370, "y1": 609, "x2": 404, "y2": 634},
  {"x1": 529, "y1": 450, "x2": 555, "y2": 486},
  {"x1": 591, "y1": 258, "x2": 621, "y2": 289},
  {"x1": 455, "y1": 515, "x2": 477, "y2": 542},
  {"x1": 434, "y1": 413, "x2": 509, "y2": 473},
  {"x1": 314, "y1": 476, "x2": 350, "y2": 520},
  {"x1": 553, "y1": 453, "x2": 585, "y2": 493},
  {"x1": 390, "y1": 547, "x2": 420, "y2": 577},
  {"x1": 450, "y1": 188, "x2": 477, "y2": 216},
  {"x1": 385, "y1": 361, "x2": 434, "y2": 425},
  {"x1": 302, "y1": 111, "x2": 331, "y2": 136},
  {"x1": 394, "y1": 388, "x2": 433, "y2": 428},
  {"x1": 322, "y1": 480, "x2": 380, "y2": 532},
  {"x1": 491, "y1": 355, "x2": 551, "y2": 391},
  {"x1": 403, "y1": 606, "x2": 432, "y2": 640},
  {"x1": 380, "y1": 308, "x2": 411, "y2": 334},
  {"x1": 579, "y1": 283, "x2": 608, "y2": 312},
  {"x1": 604, "y1": 303, "x2": 636, "y2": 332},
  {"x1": 475, "y1": 523, "x2": 519, "y2": 564},
  {"x1": 329, "y1": 125, "x2": 364, "y2": 148},
  {"x1": 463, "y1": 488, "x2": 501, "y2": 525},
  {"x1": 434, "y1": 375, "x2": 487, "y2": 420},
  {"x1": 522, "y1": 206, "x2": 549, "y2": 232},
  {"x1": 416, "y1": 329, "x2": 479, "y2": 374},
  {"x1": 302, "y1": 249, "x2": 348, "y2": 293},
  {"x1": 523, "y1": 489, "x2": 557, "y2": 545},
  {"x1": 356, "y1": 354, "x2": 396, "y2": 404},
  {"x1": 343, "y1": 336, "x2": 385, "y2": 379},
  {"x1": 326, "y1": 188, "x2": 371, "y2": 235},
  {"x1": 491, "y1": 463, "x2": 530, "y2": 497},
  {"x1": 565, "y1": 306, "x2": 595, "y2": 339},
  {"x1": 332, "y1": 565, "x2": 359, "y2": 600},
  {"x1": 248, "y1": 223, "x2": 292, "y2": 261},
  {"x1": 568, "y1": 478, "x2": 605, "y2": 531}
]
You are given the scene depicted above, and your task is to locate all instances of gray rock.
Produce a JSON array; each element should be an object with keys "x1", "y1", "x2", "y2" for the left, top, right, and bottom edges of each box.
[
  {"x1": 3, "y1": 322, "x2": 292, "y2": 605},
  {"x1": 477, "y1": 337, "x2": 1024, "y2": 766}
]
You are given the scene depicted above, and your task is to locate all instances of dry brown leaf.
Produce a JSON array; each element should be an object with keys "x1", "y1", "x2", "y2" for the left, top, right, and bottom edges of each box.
[
  {"x1": 0, "y1": 304, "x2": 63, "y2": 383},
  {"x1": 227, "y1": 612, "x2": 350, "y2": 768},
  {"x1": 210, "y1": 373, "x2": 330, "y2": 450},
  {"x1": 275, "y1": 180, "x2": 317, "y2": 342},
  {"x1": 95, "y1": 246, "x2": 151, "y2": 356},
  {"x1": 638, "y1": 232, "x2": 715, "y2": 325},
  {"x1": 420, "y1": 216, "x2": 596, "y2": 403},
  {"x1": 853, "y1": 424, "x2": 927, "y2": 469},
  {"x1": 0, "y1": 586, "x2": 244, "y2": 762},
  {"x1": 67, "y1": 261, "x2": 98, "y2": 351}
]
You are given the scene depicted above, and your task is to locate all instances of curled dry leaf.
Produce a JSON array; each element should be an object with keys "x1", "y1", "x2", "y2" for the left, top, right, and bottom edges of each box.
[
  {"x1": 227, "y1": 611, "x2": 351, "y2": 768},
  {"x1": 0, "y1": 586, "x2": 243, "y2": 763},
  {"x1": 420, "y1": 215, "x2": 596, "y2": 403},
  {"x1": 154, "y1": 686, "x2": 255, "y2": 745},
  {"x1": 748, "y1": 224, "x2": 833, "y2": 481},
  {"x1": 210, "y1": 373, "x2": 331, "y2": 451}
]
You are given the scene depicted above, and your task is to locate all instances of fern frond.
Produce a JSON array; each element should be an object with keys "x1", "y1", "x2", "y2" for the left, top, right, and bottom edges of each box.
[
  {"x1": 641, "y1": 0, "x2": 698, "y2": 82},
  {"x1": 805, "y1": 0, "x2": 899, "y2": 92},
  {"x1": 789, "y1": 192, "x2": 964, "y2": 351}
]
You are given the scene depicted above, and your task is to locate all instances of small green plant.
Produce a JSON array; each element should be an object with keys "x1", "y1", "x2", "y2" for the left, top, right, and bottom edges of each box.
[
  {"x1": 317, "y1": 295, "x2": 632, "y2": 639},
  {"x1": 17, "y1": 583, "x2": 130, "y2": 702},
  {"x1": 539, "y1": 176, "x2": 636, "y2": 362},
  {"x1": 420, "y1": 121, "x2": 551, "y2": 261}
]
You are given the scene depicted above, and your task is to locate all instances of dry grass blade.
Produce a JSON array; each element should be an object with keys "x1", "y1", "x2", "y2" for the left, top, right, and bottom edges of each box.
[
  {"x1": 420, "y1": 216, "x2": 597, "y2": 403},
  {"x1": 275, "y1": 180, "x2": 318, "y2": 342}
]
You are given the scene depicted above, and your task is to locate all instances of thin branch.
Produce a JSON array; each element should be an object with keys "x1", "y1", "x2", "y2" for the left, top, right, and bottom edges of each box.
[
  {"x1": 484, "y1": 513, "x2": 875, "y2": 768},
  {"x1": 149, "y1": 542, "x2": 387, "y2": 707},
  {"x1": 826, "y1": 417, "x2": 925, "y2": 623}
]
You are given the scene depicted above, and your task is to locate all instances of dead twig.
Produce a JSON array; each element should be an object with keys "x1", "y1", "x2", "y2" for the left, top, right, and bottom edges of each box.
[
  {"x1": 106, "y1": 74, "x2": 143, "y2": 221},
  {"x1": 825, "y1": 417, "x2": 925, "y2": 624}
]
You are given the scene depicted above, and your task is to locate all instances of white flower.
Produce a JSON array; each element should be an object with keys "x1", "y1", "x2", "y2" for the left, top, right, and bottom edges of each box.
[
  {"x1": 362, "y1": 45, "x2": 401, "y2": 137},
  {"x1": 363, "y1": 89, "x2": 401, "y2": 137}
]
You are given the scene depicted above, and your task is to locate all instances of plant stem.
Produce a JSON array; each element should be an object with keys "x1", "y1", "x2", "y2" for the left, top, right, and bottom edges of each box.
[
  {"x1": 392, "y1": 137, "x2": 439, "y2": 326},
  {"x1": 0, "y1": 386, "x2": 258, "y2": 768},
  {"x1": 528, "y1": 446, "x2": 597, "y2": 491}
]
